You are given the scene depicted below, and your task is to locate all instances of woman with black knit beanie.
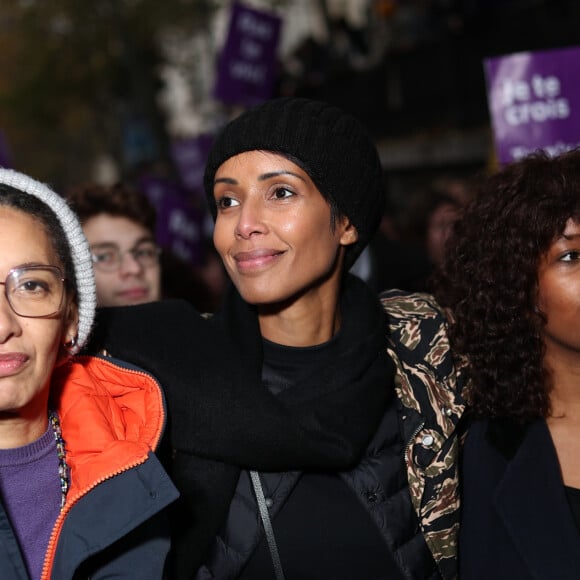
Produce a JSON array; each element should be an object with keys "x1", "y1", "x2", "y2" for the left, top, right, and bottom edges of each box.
[{"x1": 89, "y1": 97, "x2": 465, "y2": 580}]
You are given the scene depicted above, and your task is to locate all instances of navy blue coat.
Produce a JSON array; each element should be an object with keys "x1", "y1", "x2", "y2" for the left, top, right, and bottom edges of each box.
[
  {"x1": 460, "y1": 419, "x2": 580, "y2": 579},
  {"x1": 0, "y1": 455, "x2": 177, "y2": 579},
  {"x1": 0, "y1": 356, "x2": 179, "y2": 580}
]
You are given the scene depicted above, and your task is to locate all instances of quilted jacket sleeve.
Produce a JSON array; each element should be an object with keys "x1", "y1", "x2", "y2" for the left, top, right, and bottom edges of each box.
[{"x1": 380, "y1": 289, "x2": 466, "y2": 580}]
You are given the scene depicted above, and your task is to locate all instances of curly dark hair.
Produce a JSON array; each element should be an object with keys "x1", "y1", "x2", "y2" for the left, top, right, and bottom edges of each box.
[
  {"x1": 434, "y1": 149, "x2": 580, "y2": 421},
  {"x1": 65, "y1": 182, "x2": 156, "y2": 233}
]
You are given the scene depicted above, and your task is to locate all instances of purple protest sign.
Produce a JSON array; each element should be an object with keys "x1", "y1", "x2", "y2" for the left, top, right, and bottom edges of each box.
[
  {"x1": 213, "y1": 2, "x2": 282, "y2": 106},
  {"x1": 138, "y1": 175, "x2": 204, "y2": 266},
  {"x1": 171, "y1": 134, "x2": 214, "y2": 197},
  {"x1": 485, "y1": 46, "x2": 580, "y2": 164}
]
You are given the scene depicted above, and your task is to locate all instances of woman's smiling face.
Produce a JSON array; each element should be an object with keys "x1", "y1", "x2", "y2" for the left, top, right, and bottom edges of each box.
[
  {"x1": 212, "y1": 151, "x2": 357, "y2": 310},
  {"x1": 0, "y1": 207, "x2": 76, "y2": 417}
]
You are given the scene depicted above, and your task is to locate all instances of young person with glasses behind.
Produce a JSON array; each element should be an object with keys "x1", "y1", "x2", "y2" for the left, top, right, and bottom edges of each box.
[
  {"x1": 0, "y1": 169, "x2": 178, "y2": 579},
  {"x1": 65, "y1": 183, "x2": 162, "y2": 307}
]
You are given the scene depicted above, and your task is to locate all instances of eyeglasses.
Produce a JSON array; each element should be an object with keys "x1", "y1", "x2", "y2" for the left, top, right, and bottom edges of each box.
[
  {"x1": 91, "y1": 241, "x2": 161, "y2": 272},
  {"x1": 0, "y1": 266, "x2": 66, "y2": 318}
]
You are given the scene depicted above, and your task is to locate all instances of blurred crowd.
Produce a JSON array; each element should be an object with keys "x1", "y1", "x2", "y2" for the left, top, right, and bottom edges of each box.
[{"x1": 57, "y1": 167, "x2": 476, "y2": 314}]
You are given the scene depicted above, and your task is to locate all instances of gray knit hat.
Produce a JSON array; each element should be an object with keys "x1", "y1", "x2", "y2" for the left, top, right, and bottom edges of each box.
[
  {"x1": 0, "y1": 168, "x2": 96, "y2": 352},
  {"x1": 204, "y1": 97, "x2": 385, "y2": 269}
]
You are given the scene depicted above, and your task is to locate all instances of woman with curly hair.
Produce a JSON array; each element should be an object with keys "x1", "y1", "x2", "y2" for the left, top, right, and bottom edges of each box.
[{"x1": 435, "y1": 149, "x2": 580, "y2": 579}]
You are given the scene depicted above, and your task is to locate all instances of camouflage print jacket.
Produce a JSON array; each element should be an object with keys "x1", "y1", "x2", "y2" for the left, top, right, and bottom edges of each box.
[{"x1": 380, "y1": 289, "x2": 466, "y2": 580}]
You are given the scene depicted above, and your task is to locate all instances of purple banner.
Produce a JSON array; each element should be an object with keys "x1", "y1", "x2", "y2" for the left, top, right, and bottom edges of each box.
[
  {"x1": 213, "y1": 2, "x2": 282, "y2": 106},
  {"x1": 138, "y1": 175, "x2": 205, "y2": 266},
  {"x1": 171, "y1": 134, "x2": 214, "y2": 197},
  {"x1": 485, "y1": 46, "x2": 580, "y2": 164}
]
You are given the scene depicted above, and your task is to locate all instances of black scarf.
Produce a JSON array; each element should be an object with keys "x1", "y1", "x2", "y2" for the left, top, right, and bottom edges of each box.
[{"x1": 89, "y1": 275, "x2": 394, "y2": 578}]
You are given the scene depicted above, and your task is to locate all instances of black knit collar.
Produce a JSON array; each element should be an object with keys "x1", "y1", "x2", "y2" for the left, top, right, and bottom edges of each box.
[{"x1": 169, "y1": 274, "x2": 394, "y2": 471}]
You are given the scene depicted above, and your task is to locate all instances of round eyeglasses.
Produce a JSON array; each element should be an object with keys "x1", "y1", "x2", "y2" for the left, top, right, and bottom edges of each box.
[
  {"x1": 0, "y1": 266, "x2": 66, "y2": 318},
  {"x1": 91, "y1": 241, "x2": 161, "y2": 272}
]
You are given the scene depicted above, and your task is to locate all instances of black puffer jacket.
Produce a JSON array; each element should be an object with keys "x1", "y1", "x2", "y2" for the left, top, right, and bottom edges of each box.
[{"x1": 196, "y1": 397, "x2": 437, "y2": 579}]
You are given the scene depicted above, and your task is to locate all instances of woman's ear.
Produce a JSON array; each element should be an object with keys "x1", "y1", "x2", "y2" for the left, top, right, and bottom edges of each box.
[
  {"x1": 339, "y1": 219, "x2": 359, "y2": 248},
  {"x1": 61, "y1": 300, "x2": 79, "y2": 357}
]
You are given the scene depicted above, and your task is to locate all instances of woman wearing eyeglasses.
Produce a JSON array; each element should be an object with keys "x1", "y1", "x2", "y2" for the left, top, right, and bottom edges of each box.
[{"x1": 0, "y1": 169, "x2": 178, "y2": 580}]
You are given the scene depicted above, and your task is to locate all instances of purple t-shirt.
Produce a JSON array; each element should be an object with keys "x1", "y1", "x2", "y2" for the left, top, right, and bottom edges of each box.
[{"x1": 0, "y1": 423, "x2": 62, "y2": 579}]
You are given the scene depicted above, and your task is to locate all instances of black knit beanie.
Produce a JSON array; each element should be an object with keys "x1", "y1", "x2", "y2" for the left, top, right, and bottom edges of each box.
[{"x1": 203, "y1": 97, "x2": 385, "y2": 270}]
